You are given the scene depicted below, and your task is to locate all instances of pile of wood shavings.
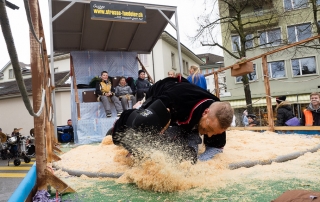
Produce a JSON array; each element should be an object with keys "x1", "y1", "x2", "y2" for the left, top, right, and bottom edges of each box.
[{"x1": 54, "y1": 130, "x2": 320, "y2": 192}]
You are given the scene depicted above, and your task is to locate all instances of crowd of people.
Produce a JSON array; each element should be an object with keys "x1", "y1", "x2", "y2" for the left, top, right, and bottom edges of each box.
[{"x1": 239, "y1": 93, "x2": 320, "y2": 127}]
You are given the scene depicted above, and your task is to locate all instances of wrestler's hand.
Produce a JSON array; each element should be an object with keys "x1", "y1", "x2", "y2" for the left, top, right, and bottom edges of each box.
[{"x1": 133, "y1": 101, "x2": 143, "y2": 109}]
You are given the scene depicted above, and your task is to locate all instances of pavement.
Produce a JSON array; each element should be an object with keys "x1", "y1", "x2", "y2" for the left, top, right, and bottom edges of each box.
[{"x1": 0, "y1": 157, "x2": 35, "y2": 202}]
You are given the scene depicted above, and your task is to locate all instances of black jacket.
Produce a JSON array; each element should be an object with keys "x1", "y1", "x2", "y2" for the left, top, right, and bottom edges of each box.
[
  {"x1": 144, "y1": 77, "x2": 225, "y2": 148},
  {"x1": 135, "y1": 78, "x2": 151, "y2": 92},
  {"x1": 276, "y1": 101, "x2": 295, "y2": 126}
]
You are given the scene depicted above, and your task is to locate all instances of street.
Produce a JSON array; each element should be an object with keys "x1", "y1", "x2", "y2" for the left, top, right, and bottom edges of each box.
[{"x1": 0, "y1": 157, "x2": 35, "y2": 202}]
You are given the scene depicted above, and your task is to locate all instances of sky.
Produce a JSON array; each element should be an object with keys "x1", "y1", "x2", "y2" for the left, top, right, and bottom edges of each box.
[{"x1": 0, "y1": 0, "x2": 222, "y2": 68}]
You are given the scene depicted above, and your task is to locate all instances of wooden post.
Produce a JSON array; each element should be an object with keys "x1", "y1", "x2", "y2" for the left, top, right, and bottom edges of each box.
[
  {"x1": 29, "y1": 0, "x2": 46, "y2": 190},
  {"x1": 136, "y1": 56, "x2": 154, "y2": 84},
  {"x1": 70, "y1": 57, "x2": 81, "y2": 119},
  {"x1": 214, "y1": 72, "x2": 220, "y2": 98},
  {"x1": 262, "y1": 55, "x2": 274, "y2": 131},
  {"x1": 30, "y1": 0, "x2": 72, "y2": 193}
]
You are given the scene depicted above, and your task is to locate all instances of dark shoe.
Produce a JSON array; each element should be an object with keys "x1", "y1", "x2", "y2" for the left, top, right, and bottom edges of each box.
[{"x1": 107, "y1": 113, "x2": 112, "y2": 117}]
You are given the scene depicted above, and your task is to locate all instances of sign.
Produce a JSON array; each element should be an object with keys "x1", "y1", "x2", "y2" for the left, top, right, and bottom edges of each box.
[{"x1": 90, "y1": 1, "x2": 146, "y2": 23}]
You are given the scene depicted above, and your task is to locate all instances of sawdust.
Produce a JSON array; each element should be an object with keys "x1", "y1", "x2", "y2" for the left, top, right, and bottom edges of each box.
[{"x1": 55, "y1": 131, "x2": 320, "y2": 192}]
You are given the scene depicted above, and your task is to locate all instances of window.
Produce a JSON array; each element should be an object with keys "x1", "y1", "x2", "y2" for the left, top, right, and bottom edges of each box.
[
  {"x1": 202, "y1": 69, "x2": 206, "y2": 74},
  {"x1": 284, "y1": 0, "x2": 308, "y2": 11},
  {"x1": 186, "y1": 62, "x2": 189, "y2": 71},
  {"x1": 318, "y1": 0, "x2": 320, "y2": 5},
  {"x1": 292, "y1": 56, "x2": 316, "y2": 76},
  {"x1": 206, "y1": 78, "x2": 209, "y2": 86},
  {"x1": 231, "y1": 34, "x2": 254, "y2": 52},
  {"x1": 171, "y1": 53, "x2": 175, "y2": 69},
  {"x1": 183, "y1": 60, "x2": 188, "y2": 75},
  {"x1": 236, "y1": 64, "x2": 257, "y2": 83},
  {"x1": 201, "y1": 57, "x2": 207, "y2": 63},
  {"x1": 268, "y1": 61, "x2": 286, "y2": 79},
  {"x1": 208, "y1": 69, "x2": 212, "y2": 74},
  {"x1": 287, "y1": 23, "x2": 311, "y2": 43},
  {"x1": 260, "y1": 28, "x2": 281, "y2": 47},
  {"x1": 9, "y1": 69, "x2": 14, "y2": 79}
]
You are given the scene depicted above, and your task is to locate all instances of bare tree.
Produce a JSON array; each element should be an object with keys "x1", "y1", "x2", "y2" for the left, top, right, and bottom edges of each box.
[
  {"x1": 192, "y1": 0, "x2": 282, "y2": 113},
  {"x1": 192, "y1": 0, "x2": 320, "y2": 114}
]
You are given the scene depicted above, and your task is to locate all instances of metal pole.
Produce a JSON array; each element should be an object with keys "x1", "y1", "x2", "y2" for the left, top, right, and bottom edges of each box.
[
  {"x1": 174, "y1": 9, "x2": 183, "y2": 75},
  {"x1": 48, "y1": 0, "x2": 58, "y2": 140}
]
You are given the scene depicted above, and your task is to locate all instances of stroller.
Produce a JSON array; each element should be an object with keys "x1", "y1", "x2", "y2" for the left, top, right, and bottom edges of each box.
[{"x1": 2, "y1": 133, "x2": 35, "y2": 166}]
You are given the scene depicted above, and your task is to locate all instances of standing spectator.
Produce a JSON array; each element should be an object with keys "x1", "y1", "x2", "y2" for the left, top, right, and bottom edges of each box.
[
  {"x1": 168, "y1": 70, "x2": 176, "y2": 78},
  {"x1": 96, "y1": 71, "x2": 123, "y2": 117},
  {"x1": 275, "y1": 96, "x2": 295, "y2": 126},
  {"x1": 135, "y1": 70, "x2": 151, "y2": 101},
  {"x1": 187, "y1": 65, "x2": 207, "y2": 90},
  {"x1": 300, "y1": 92, "x2": 320, "y2": 126},
  {"x1": 115, "y1": 77, "x2": 137, "y2": 110}
]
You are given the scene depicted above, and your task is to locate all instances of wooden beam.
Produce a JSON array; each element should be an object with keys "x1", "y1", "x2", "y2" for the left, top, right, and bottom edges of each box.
[
  {"x1": 262, "y1": 55, "x2": 274, "y2": 131},
  {"x1": 45, "y1": 169, "x2": 75, "y2": 193},
  {"x1": 70, "y1": 57, "x2": 81, "y2": 119},
  {"x1": 29, "y1": 0, "x2": 46, "y2": 190},
  {"x1": 205, "y1": 34, "x2": 320, "y2": 76},
  {"x1": 228, "y1": 126, "x2": 320, "y2": 131},
  {"x1": 214, "y1": 72, "x2": 220, "y2": 98},
  {"x1": 51, "y1": 153, "x2": 61, "y2": 162},
  {"x1": 136, "y1": 56, "x2": 154, "y2": 84}
]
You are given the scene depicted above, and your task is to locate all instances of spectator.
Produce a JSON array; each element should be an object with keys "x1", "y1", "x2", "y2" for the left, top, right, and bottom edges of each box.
[
  {"x1": 9, "y1": 128, "x2": 21, "y2": 156},
  {"x1": 242, "y1": 110, "x2": 259, "y2": 127},
  {"x1": 275, "y1": 96, "x2": 299, "y2": 126},
  {"x1": 300, "y1": 92, "x2": 320, "y2": 126},
  {"x1": 168, "y1": 70, "x2": 176, "y2": 78},
  {"x1": 67, "y1": 119, "x2": 74, "y2": 142},
  {"x1": 96, "y1": 71, "x2": 123, "y2": 117},
  {"x1": 187, "y1": 65, "x2": 207, "y2": 90},
  {"x1": 115, "y1": 77, "x2": 137, "y2": 110},
  {"x1": 135, "y1": 70, "x2": 151, "y2": 101}
]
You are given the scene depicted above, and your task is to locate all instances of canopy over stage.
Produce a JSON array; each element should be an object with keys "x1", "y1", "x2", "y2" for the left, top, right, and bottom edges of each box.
[{"x1": 51, "y1": 0, "x2": 176, "y2": 53}]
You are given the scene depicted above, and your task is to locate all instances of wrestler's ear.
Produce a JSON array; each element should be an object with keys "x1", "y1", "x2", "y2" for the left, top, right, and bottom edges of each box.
[{"x1": 202, "y1": 108, "x2": 210, "y2": 116}]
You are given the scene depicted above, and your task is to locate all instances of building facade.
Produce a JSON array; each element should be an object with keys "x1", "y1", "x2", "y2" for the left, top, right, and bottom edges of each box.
[{"x1": 218, "y1": 0, "x2": 320, "y2": 110}]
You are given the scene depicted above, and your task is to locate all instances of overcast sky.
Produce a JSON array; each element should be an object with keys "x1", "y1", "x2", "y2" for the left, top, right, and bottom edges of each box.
[{"x1": 0, "y1": 0, "x2": 222, "y2": 68}]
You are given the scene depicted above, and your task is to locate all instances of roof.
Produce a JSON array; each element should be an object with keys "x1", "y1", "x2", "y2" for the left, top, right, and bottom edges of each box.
[
  {"x1": 51, "y1": 0, "x2": 176, "y2": 53},
  {"x1": 0, "y1": 71, "x2": 70, "y2": 97},
  {"x1": 0, "y1": 62, "x2": 30, "y2": 73},
  {"x1": 197, "y1": 53, "x2": 224, "y2": 65},
  {"x1": 160, "y1": 31, "x2": 204, "y2": 65}
]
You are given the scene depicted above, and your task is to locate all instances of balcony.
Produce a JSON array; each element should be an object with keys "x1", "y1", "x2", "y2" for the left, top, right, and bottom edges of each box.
[{"x1": 230, "y1": 9, "x2": 279, "y2": 32}]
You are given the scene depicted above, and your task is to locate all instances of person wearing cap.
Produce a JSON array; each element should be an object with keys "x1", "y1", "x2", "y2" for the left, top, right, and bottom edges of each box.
[
  {"x1": 275, "y1": 95, "x2": 296, "y2": 126},
  {"x1": 300, "y1": 92, "x2": 320, "y2": 126},
  {"x1": 112, "y1": 76, "x2": 233, "y2": 163},
  {"x1": 242, "y1": 110, "x2": 259, "y2": 127},
  {"x1": 96, "y1": 71, "x2": 123, "y2": 117},
  {"x1": 135, "y1": 70, "x2": 151, "y2": 101}
]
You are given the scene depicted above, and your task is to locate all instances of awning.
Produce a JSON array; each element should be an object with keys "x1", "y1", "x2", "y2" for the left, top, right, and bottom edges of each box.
[
  {"x1": 51, "y1": 0, "x2": 176, "y2": 53},
  {"x1": 228, "y1": 94, "x2": 311, "y2": 108}
]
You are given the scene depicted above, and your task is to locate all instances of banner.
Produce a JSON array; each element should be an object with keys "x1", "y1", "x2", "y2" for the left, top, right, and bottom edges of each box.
[{"x1": 90, "y1": 1, "x2": 146, "y2": 23}]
